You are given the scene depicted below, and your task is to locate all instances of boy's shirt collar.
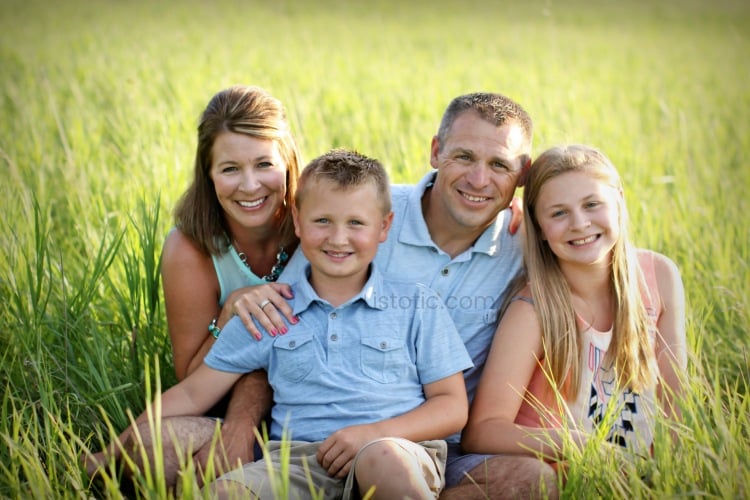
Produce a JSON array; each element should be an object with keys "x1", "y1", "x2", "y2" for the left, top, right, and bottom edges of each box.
[{"x1": 290, "y1": 264, "x2": 387, "y2": 316}]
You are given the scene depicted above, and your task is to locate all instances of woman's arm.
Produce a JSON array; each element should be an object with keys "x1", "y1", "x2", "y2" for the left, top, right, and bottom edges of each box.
[
  {"x1": 161, "y1": 229, "x2": 223, "y2": 379},
  {"x1": 161, "y1": 229, "x2": 275, "y2": 469},
  {"x1": 653, "y1": 252, "x2": 688, "y2": 421}
]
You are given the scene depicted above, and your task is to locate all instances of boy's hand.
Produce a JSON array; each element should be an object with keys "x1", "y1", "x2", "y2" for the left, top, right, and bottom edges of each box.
[{"x1": 316, "y1": 424, "x2": 379, "y2": 478}]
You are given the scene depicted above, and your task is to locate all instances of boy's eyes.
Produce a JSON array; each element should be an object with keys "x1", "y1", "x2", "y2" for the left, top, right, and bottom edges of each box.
[{"x1": 313, "y1": 218, "x2": 364, "y2": 225}]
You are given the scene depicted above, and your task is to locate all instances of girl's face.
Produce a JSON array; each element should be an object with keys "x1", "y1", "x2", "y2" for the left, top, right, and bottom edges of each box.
[
  {"x1": 534, "y1": 170, "x2": 621, "y2": 268},
  {"x1": 209, "y1": 131, "x2": 287, "y2": 236}
]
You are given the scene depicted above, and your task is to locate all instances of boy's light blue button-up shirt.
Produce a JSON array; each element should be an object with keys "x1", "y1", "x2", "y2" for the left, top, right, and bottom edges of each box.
[
  {"x1": 281, "y1": 172, "x2": 524, "y2": 435},
  {"x1": 205, "y1": 264, "x2": 473, "y2": 443}
]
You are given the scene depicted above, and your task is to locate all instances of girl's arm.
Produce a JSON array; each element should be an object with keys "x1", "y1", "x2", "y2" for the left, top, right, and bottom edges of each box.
[
  {"x1": 652, "y1": 252, "x2": 688, "y2": 421},
  {"x1": 462, "y1": 296, "x2": 585, "y2": 461}
]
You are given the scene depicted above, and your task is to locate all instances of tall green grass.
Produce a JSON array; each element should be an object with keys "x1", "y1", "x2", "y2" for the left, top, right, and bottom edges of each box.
[{"x1": 1, "y1": 0, "x2": 748, "y2": 497}]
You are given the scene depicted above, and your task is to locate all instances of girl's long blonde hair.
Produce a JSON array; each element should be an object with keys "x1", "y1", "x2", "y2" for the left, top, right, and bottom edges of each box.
[{"x1": 523, "y1": 145, "x2": 656, "y2": 398}]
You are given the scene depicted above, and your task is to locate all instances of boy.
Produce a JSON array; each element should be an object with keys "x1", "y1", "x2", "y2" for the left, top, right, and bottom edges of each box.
[{"x1": 87, "y1": 149, "x2": 472, "y2": 499}]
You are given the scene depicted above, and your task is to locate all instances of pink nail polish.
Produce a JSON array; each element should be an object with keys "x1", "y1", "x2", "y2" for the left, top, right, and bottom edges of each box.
[
  {"x1": 281, "y1": 327, "x2": 288, "y2": 335},
  {"x1": 270, "y1": 328, "x2": 278, "y2": 336}
]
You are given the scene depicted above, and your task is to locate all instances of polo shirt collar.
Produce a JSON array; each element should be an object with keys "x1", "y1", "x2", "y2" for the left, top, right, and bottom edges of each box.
[
  {"x1": 397, "y1": 171, "x2": 507, "y2": 257},
  {"x1": 291, "y1": 264, "x2": 387, "y2": 315}
]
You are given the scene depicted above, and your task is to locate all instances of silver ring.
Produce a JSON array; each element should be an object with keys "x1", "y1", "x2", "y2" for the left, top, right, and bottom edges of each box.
[{"x1": 259, "y1": 299, "x2": 271, "y2": 309}]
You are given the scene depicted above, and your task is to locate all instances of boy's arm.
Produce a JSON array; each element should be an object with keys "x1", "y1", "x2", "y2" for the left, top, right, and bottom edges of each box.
[
  {"x1": 85, "y1": 364, "x2": 241, "y2": 473},
  {"x1": 316, "y1": 372, "x2": 467, "y2": 478}
]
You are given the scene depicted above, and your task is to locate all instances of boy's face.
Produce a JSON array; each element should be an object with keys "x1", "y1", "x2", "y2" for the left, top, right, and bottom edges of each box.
[{"x1": 293, "y1": 177, "x2": 393, "y2": 289}]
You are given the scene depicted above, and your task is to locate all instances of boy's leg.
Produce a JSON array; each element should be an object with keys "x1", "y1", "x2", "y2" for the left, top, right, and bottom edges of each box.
[
  {"x1": 348, "y1": 438, "x2": 446, "y2": 499},
  {"x1": 125, "y1": 416, "x2": 219, "y2": 488},
  {"x1": 208, "y1": 441, "x2": 344, "y2": 500}
]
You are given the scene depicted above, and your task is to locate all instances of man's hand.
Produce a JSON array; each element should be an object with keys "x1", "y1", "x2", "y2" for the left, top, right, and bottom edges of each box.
[
  {"x1": 193, "y1": 419, "x2": 254, "y2": 486},
  {"x1": 508, "y1": 196, "x2": 524, "y2": 235},
  {"x1": 82, "y1": 449, "x2": 107, "y2": 479}
]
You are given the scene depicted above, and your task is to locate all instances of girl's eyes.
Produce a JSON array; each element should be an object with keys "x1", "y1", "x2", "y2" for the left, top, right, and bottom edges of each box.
[{"x1": 258, "y1": 161, "x2": 274, "y2": 169}]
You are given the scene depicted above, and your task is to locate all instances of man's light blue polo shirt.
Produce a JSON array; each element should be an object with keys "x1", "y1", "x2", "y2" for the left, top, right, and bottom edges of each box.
[
  {"x1": 204, "y1": 264, "x2": 473, "y2": 443},
  {"x1": 374, "y1": 172, "x2": 523, "y2": 408}
]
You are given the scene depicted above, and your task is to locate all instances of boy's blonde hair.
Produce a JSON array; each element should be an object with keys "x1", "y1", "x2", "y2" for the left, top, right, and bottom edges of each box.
[{"x1": 295, "y1": 149, "x2": 391, "y2": 215}]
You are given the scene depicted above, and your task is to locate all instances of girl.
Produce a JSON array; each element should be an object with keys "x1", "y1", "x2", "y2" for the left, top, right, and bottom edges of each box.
[{"x1": 462, "y1": 144, "x2": 687, "y2": 466}]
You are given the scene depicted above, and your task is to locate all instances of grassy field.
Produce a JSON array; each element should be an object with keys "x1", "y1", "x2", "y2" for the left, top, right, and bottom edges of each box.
[{"x1": 1, "y1": 0, "x2": 748, "y2": 497}]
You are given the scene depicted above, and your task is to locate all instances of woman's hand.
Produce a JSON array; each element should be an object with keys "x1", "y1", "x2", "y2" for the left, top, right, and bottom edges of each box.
[{"x1": 224, "y1": 283, "x2": 298, "y2": 340}]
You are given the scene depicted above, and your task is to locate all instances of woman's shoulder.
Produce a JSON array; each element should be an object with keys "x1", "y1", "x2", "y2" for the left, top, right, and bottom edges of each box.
[{"x1": 162, "y1": 228, "x2": 212, "y2": 269}]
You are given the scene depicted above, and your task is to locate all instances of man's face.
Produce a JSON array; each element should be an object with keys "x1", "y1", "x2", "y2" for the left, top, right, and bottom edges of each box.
[{"x1": 429, "y1": 110, "x2": 529, "y2": 234}]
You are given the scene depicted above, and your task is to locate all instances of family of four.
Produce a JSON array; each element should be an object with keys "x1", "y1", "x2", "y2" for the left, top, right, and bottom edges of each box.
[{"x1": 85, "y1": 86, "x2": 687, "y2": 499}]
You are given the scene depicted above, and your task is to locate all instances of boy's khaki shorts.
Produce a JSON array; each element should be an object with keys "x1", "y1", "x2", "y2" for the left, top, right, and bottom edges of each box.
[{"x1": 213, "y1": 438, "x2": 447, "y2": 499}]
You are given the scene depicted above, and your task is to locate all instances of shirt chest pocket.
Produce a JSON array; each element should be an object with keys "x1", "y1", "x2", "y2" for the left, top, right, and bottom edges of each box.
[
  {"x1": 360, "y1": 335, "x2": 407, "y2": 383},
  {"x1": 272, "y1": 333, "x2": 316, "y2": 382}
]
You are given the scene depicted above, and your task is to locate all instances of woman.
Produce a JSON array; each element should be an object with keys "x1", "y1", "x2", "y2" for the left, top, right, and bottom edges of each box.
[
  {"x1": 463, "y1": 145, "x2": 687, "y2": 473},
  {"x1": 160, "y1": 84, "x2": 301, "y2": 480}
]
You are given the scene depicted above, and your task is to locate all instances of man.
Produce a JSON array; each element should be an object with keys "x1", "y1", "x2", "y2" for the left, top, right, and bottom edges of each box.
[{"x1": 276, "y1": 92, "x2": 556, "y2": 498}]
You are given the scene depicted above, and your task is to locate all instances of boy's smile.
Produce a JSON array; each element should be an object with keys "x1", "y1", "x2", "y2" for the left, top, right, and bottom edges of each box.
[{"x1": 293, "y1": 177, "x2": 393, "y2": 304}]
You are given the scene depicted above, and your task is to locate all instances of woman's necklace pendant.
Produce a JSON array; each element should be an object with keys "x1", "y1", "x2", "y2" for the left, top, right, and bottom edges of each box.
[{"x1": 235, "y1": 244, "x2": 288, "y2": 282}]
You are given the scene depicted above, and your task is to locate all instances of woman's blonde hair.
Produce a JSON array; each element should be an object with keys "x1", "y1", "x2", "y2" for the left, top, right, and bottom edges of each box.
[{"x1": 523, "y1": 144, "x2": 656, "y2": 398}]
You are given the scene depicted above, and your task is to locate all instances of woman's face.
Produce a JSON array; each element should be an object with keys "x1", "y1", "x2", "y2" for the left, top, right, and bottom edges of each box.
[{"x1": 209, "y1": 131, "x2": 287, "y2": 235}]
